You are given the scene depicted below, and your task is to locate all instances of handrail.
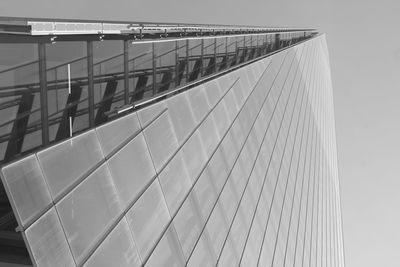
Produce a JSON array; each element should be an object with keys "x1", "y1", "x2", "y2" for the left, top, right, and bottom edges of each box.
[{"x1": 0, "y1": 31, "x2": 314, "y2": 163}]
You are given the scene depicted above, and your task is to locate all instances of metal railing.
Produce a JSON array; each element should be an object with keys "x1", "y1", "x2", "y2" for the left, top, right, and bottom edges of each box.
[{"x1": 0, "y1": 25, "x2": 316, "y2": 164}]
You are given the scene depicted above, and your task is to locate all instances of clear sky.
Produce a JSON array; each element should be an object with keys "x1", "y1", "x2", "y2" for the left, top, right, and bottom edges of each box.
[{"x1": 2, "y1": 0, "x2": 400, "y2": 266}]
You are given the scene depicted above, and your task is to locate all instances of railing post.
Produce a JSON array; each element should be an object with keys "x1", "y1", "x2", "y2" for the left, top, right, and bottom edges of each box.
[
  {"x1": 87, "y1": 41, "x2": 94, "y2": 127},
  {"x1": 38, "y1": 43, "x2": 49, "y2": 146},
  {"x1": 123, "y1": 40, "x2": 129, "y2": 104}
]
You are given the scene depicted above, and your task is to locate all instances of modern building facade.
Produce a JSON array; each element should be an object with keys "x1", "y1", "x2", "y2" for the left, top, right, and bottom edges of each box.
[{"x1": 0, "y1": 19, "x2": 344, "y2": 267}]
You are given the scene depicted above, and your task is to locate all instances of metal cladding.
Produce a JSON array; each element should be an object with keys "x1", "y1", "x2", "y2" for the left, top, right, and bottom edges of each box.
[{"x1": 0, "y1": 34, "x2": 345, "y2": 266}]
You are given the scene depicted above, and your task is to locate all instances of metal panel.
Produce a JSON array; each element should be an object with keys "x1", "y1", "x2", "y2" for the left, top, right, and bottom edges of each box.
[
  {"x1": 186, "y1": 84, "x2": 211, "y2": 124},
  {"x1": 173, "y1": 194, "x2": 204, "y2": 261},
  {"x1": 217, "y1": 236, "x2": 239, "y2": 267},
  {"x1": 192, "y1": 167, "x2": 218, "y2": 221},
  {"x1": 95, "y1": 112, "x2": 141, "y2": 157},
  {"x1": 37, "y1": 130, "x2": 104, "y2": 200},
  {"x1": 56, "y1": 163, "x2": 122, "y2": 264},
  {"x1": 197, "y1": 114, "x2": 221, "y2": 159},
  {"x1": 83, "y1": 218, "x2": 142, "y2": 267},
  {"x1": 136, "y1": 101, "x2": 167, "y2": 128},
  {"x1": 107, "y1": 133, "x2": 156, "y2": 209},
  {"x1": 143, "y1": 112, "x2": 179, "y2": 172},
  {"x1": 1, "y1": 154, "x2": 52, "y2": 227},
  {"x1": 24, "y1": 208, "x2": 75, "y2": 267},
  {"x1": 211, "y1": 100, "x2": 231, "y2": 138},
  {"x1": 158, "y1": 150, "x2": 192, "y2": 216},
  {"x1": 187, "y1": 233, "x2": 215, "y2": 267},
  {"x1": 207, "y1": 147, "x2": 230, "y2": 193},
  {"x1": 219, "y1": 176, "x2": 239, "y2": 224},
  {"x1": 204, "y1": 202, "x2": 228, "y2": 258},
  {"x1": 181, "y1": 131, "x2": 207, "y2": 182},
  {"x1": 126, "y1": 179, "x2": 171, "y2": 261},
  {"x1": 225, "y1": 87, "x2": 240, "y2": 116},
  {"x1": 145, "y1": 224, "x2": 185, "y2": 267},
  {"x1": 202, "y1": 80, "x2": 222, "y2": 108},
  {"x1": 166, "y1": 93, "x2": 196, "y2": 145}
]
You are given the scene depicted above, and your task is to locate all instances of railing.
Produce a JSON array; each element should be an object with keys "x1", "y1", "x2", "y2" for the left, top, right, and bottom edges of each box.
[{"x1": 0, "y1": 29, "x2": 316, "y2": 164}]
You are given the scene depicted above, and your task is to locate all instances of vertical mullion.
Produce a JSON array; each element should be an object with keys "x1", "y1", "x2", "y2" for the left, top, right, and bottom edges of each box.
[
  {"x1": 200, "y1": 38, "x2": 204, "y2": 77},
  {"x1": 152, "y1": 42, "x2": 156, "y2": 95},
  {"x1": 185, "y1": 39, "x2": 189, "y2": 83},
  {"x1": 175, "y1": 40, "x2": 179, "y2": 86},
  {"x1": 123, "y1": 40, "x2": 129, "y2": 104},
  {"x1": 87, "y1": 40, "x2": 94, "y2": 127},
  {"x1": 38, "y1": 42, "x2": 49, "y2": 146}
]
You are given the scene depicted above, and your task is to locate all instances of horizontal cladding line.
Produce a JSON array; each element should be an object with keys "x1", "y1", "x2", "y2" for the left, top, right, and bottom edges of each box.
[
  {"x1": 15, "y1": 107, "x2": 170, "y2": 232},
  {"x1": 140, "y1": 53, "x2": 287, "y2": 266},
  {"x1": 76, "y1": 76, "x2": 242, "y2": 267}
]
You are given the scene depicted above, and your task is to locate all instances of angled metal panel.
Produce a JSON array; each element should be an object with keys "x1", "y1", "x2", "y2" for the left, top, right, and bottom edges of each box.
[
  {"x1": 37, "y1": 129, "x2": 104, "y2": 200},
  {"x1": 0, "y1": 154, "x2": 52, "y2": 228}
]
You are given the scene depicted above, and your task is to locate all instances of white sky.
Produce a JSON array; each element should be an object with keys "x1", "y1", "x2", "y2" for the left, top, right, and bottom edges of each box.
[{"x1": 2, "y1": 0, "x2": 400, "y2": 266}]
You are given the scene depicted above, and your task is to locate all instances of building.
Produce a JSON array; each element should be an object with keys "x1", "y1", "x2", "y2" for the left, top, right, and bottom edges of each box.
[{"x1": 0, "y1": 18, "x2": 344, "y2": 267}]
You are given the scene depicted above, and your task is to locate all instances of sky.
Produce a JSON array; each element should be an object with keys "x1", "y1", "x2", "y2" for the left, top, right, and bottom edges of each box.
[{"x1": 2, "y1": 0, "x2": 400, "y2": 266}]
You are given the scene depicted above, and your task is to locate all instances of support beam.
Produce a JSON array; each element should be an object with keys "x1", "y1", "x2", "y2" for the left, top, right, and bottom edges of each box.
[
  {"x1": 188, "y1": 58, "x2": 202, "y2": 82},
  {"x1": 95, "y1": 80, "x2": 118, "y2": 125},
  {"x1": 159, "y1": 71, "x2": 173, "y2": 92},
  {"x1": 131, "y1": 74, "x2": 148, "y2": 103},
  {"x1": 55, "y1": 85, "x2": 82, "y2": 141},
  {"x1": 4, "y1": 93, "x2": 34, "y2": 161}
]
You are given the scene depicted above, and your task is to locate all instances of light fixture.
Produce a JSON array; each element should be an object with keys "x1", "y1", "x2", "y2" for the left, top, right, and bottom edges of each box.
[{"x1": 50, "y1": 36, "x2": 57, "y2": 44}]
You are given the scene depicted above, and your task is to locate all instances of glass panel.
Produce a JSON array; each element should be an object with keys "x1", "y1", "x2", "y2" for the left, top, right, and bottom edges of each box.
[
  {"x1": 56, "y1": 163, "x2": 122, "y2": 264},
  {"x1": 46, "y1": 41, "x2": 88, "y2": 142},
  {"x1": 202, "y1": 38, "x2": 215, "y2": 77},
  {"x1": 155, "y1": 40, "x2": 176, "y2": 93},
  {"x1": 126, "y1": 179, "x2": 171, "y2": 261},
  {"x1": 93, "y1": 40, "x2": 125, "y2": 124},
  {"x1": 1, "y1": 154, "x2": 52, "y2": 227},
  {"x1": 37, "y1": 129, "x2": 104, "y2": 200},
  {"x1": 176, "y1": 40, "x2": 188, "y2": 87},
  {"x1": 226, "y1": 36, "x2": 238, "y2": 67},
  {"x1": 187, "y1": 39, "x2": 202, "y2": 82},
  {"x1": 128, "y1": 42, "x2": 153, "y2": 103},
  {"x1": 107, "y1": 132, "x2": 156, "y2": 209},
  {"x1": 215, "y1": 37, "x2": 226, "y2": 71},
  {"x1": 83, "y1": 218, "x2": 142, "y2": 267},
  {"x1": 24, "y1": 208, "x2": 75, "y2": 267},
  {"x1": 0, "y1": 43, "x2": 41, "y2": 162}
]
